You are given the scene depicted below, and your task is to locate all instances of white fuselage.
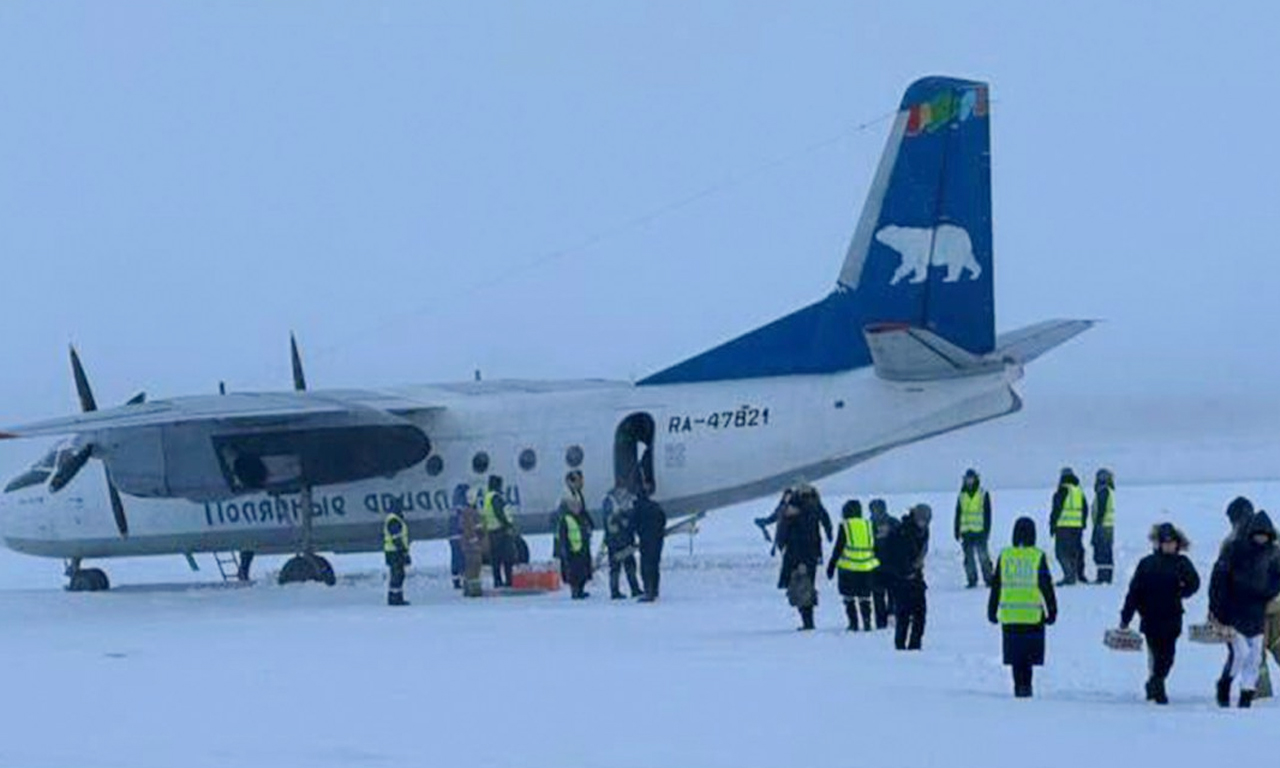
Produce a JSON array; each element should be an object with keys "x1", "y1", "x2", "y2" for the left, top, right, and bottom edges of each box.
[{"x1": 0, "y1": 364, "x2": 1022, "y2": 560}]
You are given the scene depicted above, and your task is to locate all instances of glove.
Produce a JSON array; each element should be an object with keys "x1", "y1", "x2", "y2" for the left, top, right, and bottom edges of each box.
[
  {"x1": 987, "y1": 611, "x2": 998, "y2": 625},
  {"x1": 826, "y1": 566, "x2": 835, "y2": 581},
  {"x1": 404, "y1": 554, "x2": 412, "y2": 566},
  {"x1": 1045, "y1": 609, "x2": 1057, "y2": 626},
  {"x1": 1119, "y1": 618, "x2": 1129, "y2": 631}
]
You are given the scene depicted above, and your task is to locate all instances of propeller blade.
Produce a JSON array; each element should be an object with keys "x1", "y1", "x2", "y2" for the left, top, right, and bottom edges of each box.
[
  {"x1": 48, "y1": 445, "x2": 93, "y2": 493},
  {"x1": 107, "y1": 474, "x2": 129, "y2": 537},
  {"x1": 69, "y1": 346, "x2": 98, "y2": 413},
  {"x1": 290, "y1": 333, "x2": 307, "y2": 392},
  {"x1": 125, "y1": 391, "x2": 146, "y2": 406}
]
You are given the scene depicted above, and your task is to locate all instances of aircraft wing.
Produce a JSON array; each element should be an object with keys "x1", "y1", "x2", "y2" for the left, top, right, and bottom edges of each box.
[
  {"x1": 0, "y1": 390, "x2": 442, "y2": 501},
  {"x1": 0, "y1": 390, "x2": 441, "y2": 439}
]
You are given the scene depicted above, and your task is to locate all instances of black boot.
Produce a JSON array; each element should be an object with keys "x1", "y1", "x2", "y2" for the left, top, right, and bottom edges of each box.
[
  {"x1": 1145, "y1": 678, "x2": 1156, "y2": 701},
  {"x1": 1151, "y1": 678, "x2": 1168, "y2": 705},
  {"x1": 1217, "y1": 676, "x2": 1233, "y2": 707},
  {"x1": 798, "y1": 607, "x2": 815, "y2": 631},
  {"x1": 844, "y1": 602, "x2": 859, "y2": 631},
  {"x1": 1240, "y1": 690, "x2": 1255, "y2": 709},
  {"x1": 388, "y1": 591, "x2": 408, "y2": 606}
]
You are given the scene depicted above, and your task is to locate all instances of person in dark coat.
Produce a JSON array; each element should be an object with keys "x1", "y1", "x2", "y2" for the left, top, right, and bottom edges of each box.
[
  {"x1": 826, "y1": 500, "x2": 880, "y2": 631},
  {"x1": 777, "y1": 487, "x2": 825, "y2": 629},
  {"x1": 954, "y1": 468, "x2": 994, "y2": 588},
  {"x1": 1212, "y1": 496, "x2": 1256, "y2": 687},
  {"x1": 602, "y1": 482, "x2": 642, "y2": 599},
  {"x1": 634, "y1": 481, "x2": 667, "y2": 602},
  {"x1": 1049, "y1": 467, "x2": 1089, "y2": 585},
  {"x1": 869, "y1": 498, "x2": 898, "y2": 628},
  {"x1": 448, "y1": 484, "x2": 470, "y2": 589},
  {"x1": 883, "y1": 504, "x2": 931, "y2": 649},
  {"x1": 1119, "y1": 523, "x2": 1199, "y2": 704},
  {"x1": 988, "y1": 516, "x2": 1057, "y2": 697},
  {"x1": 1211, "y1": 511, "x2": 1280, "y2": 707},
  {"x1": 556, "y1": 484, "x2": 595, "y2": 599}
]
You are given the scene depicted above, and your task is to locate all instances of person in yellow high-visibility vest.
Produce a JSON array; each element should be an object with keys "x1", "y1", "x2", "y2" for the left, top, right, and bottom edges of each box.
[
  {"x1": 826, "y1": 499, "x2": 881, "y2": 631},
  {"x1": 1091, "y1": 468, "x2": 1117, "y2": 584},
  {"x1": 557, "y1": 484, "x2": 595, "y2": 599},
  {"x1": 1049, "y1": 467, "x2": 1089, "y2": 586},
  {"x1": 954, "y1": 468, "x2": 994, "y2": 589},
  {"x1": 480, "y1": 475, "x2": 515, "y2": 588},
  {"x1": 988, "y1": 516, "x2": 1057, "y2": 698},
  {"x1": 383, "y1": 499, "x2": 412, "y2": 607}
]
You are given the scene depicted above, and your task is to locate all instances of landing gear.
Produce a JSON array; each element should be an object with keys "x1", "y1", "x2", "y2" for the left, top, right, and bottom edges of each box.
[
  {"x1": 275, "y1": 485, "x2": 337, "y2": 586},
  {"x1": 278, "y1": 553, "x2": 336, "y2": 586},
  {"x1": 65, "y1": 559, "x2": 110, "y2": 592}
]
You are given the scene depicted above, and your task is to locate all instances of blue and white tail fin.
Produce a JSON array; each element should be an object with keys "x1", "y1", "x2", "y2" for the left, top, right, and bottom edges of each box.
[{"x1": 642, "y1": 76, "x2": 1002, "y2": 386}]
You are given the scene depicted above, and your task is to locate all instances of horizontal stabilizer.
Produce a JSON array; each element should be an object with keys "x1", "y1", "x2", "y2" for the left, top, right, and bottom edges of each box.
[
  {"x1": 994, "y1": 319, "x2": 1095, "y2": 365},
  {"x1": 864, "y1": 324, "x2": 1003, "y2": 381}
]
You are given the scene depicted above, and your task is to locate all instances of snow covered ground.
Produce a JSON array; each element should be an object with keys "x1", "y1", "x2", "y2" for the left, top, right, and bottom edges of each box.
[{"x1": 0, "y1": 481, "x2": 1276, "y2": 768}]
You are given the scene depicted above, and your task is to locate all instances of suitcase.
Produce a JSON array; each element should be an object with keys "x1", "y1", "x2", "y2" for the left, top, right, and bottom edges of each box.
[{"x1": 1103, "y1": 627, "x2": 1144, "y2": 651}]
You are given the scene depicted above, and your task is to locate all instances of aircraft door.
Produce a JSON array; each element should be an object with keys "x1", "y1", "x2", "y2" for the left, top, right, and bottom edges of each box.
[{"x1": 613, "y1": 412, "x2": 655, "y2": 495}]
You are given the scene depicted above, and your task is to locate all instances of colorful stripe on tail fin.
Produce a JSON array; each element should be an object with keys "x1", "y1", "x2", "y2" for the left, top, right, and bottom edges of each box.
[{"x1": 642, "y1": 75, "x2": 994, "y2": 385}]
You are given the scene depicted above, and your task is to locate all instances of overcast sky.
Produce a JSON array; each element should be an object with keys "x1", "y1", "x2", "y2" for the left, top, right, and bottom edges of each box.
[{"x1": 2, "y1": 2, "x2": 1278, "y2": 428}]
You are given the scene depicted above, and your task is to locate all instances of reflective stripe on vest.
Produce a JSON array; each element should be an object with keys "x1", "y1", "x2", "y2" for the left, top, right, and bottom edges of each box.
[
  {"x1": 998, "y1": 547, "x2": 1045, "y2": 625},
  {"x1": 383, "y1": 513, "x2": 409, "y2": 554},
  {"x1": 1100, "y1": 490, "x2": 1115, "y2": 529},
  {"x1": 1058, "y1": 486, "x2": 1084, "y2": 528},
  {"x1": 480, "y1": 490, "x2": 501, "y2": 532},
  {"x1": 564, "y1": 513, "x2": 584, "y2": 554},
  {"x1": 837, "y1": 518, "x2": 880, "y2": 572},
  {"x1": 959, "y1": 490, "x2": 986, "y2": 534}
]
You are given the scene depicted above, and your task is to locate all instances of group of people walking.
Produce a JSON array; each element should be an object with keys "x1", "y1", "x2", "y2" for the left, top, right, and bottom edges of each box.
[
  {"x1": 763, "y1": 484, "x2": 931, "y2": 650},
  {"x1": 763, "y1": 470, "x2": 1280, "y2": 707},
  {"x1": 553, "y1": 469, "x2": 667, "y2": 602}
]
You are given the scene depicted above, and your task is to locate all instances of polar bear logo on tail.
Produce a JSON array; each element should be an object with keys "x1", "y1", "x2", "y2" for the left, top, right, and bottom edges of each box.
[{"x1": 875, "y1": 224, "x2": 982, "y2": 285}]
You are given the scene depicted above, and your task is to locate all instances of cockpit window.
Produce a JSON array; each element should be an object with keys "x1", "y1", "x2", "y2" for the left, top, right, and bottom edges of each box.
[{"x1": 4, "y1": 443, "x2": 67, "y2": 493}]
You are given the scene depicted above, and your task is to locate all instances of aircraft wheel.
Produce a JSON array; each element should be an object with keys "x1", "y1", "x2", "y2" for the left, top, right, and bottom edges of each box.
[
  {"x1": 278, "y1": 554, "x2": 336, "y2": 586},
  {"x1": 69, "y1": 568, "x2": 110, "y2": 592}
]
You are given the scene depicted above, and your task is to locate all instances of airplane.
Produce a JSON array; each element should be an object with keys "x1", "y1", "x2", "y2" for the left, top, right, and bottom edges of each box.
[{"x1": 0, "y1": 75, "x2": 1091, "y2": 591}]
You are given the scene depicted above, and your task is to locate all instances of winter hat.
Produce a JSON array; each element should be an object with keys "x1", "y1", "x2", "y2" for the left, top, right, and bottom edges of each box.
[
  {"x1": 842, "y1": 499, "x2": 862, "y2": 519},
  {"x1": 1012, "y1": 516, "x2": 1036, "y2": 547},
  {"x1": 1226, "y1": 496, "x2": 1255, "y2": 527},
  {"x1": 869, "y1": 498, "x2": 888, "y2": 518},
  {"x1": 1150, "y1": 522, "x2": 1190, "y2": 551},
  {"x1": 1247, "y1": 511, "x2": 1277, "y2": 542},
  {"x1": 910, "y1": 503, "x2": 933, "y2": 525}
]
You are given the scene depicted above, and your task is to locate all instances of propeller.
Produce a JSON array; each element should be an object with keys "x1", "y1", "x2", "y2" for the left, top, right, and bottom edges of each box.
[
  {"x1": 53, "y1": 346, "x2": 137, "y2": 537},
  {"x1": 290, "y1": 332, "x2": 306, "y2": 392}
]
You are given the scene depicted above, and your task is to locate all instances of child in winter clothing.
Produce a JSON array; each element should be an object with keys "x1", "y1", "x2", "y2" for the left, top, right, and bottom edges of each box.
[{"x1": 1119, "y1": 523, "x2": 1199, "y2": 704}]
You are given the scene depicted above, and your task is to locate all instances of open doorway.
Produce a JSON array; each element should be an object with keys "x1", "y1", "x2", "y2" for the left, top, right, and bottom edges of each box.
[{"x1": 614, "y1": 412, "x2": 655, "y2": 495}]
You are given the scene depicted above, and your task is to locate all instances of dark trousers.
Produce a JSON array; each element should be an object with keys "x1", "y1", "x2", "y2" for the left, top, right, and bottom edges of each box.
[
  {"x1": 961, "y1": 533, "x2": 993, "y2": 587},
  {"x1": 1092, "y1": 527, "x2": 1114, "y2": 583},
  {"x1": 871, "y1": 571, "x2": 893, "y2": 629},
  {"x1": 449, "y1": 539, "x2": 464, "y2": 583},
  {"x1": 1054, "y1": 529, "x2": 1085, "y2": 584},
  {"x1": 893, "y1": 580, "x2": 926, "y2": 650},
  {"x1": 838, "y1": 570, "x2": 875, "y2": 631},
  {"x1": 1147, "y1": 632, "x2": 1177, "y2": 681},
  {"x1": 1012, "y1": 664, "x2": 1034, "y2": 697},
  {"x1": 387, "y1": 554, "x2": 406, "y2": 604},
  {"x1": 609, "y1": 551, "x2": 641, "y2": 597},
  {"x1": 489, "y1": 530, "x2": 513, "y2": 587},
  {"x1": 640, "y1": 537, "x2": 664, "y2": 598}
]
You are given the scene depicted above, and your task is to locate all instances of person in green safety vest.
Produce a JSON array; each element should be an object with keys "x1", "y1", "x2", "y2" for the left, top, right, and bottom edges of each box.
[
  {"x1": 954, "y1": 468, "x2": 994, "y2": 589},
  {"x1": 1091, "y1": 468, "x2": 1117, "y2": 584},
  {"x1": 826, "y1": 499, "x2": 881, "y2": 631},
  {"x1": 1049, "y1": 467, "x2": 1089, "y2": 586},
  {"x1": 481, "y1": 475, "x2": 515, "y2": 588},
  {"x1": 988, "y1": 516, "x2": 1057, "y2": 698},
  {"x1": 383, "y1": 498, "x2": 412, "y2": 607},
  {"x1": 557, "y1": 477, "x2": 595, "y2": 599}
]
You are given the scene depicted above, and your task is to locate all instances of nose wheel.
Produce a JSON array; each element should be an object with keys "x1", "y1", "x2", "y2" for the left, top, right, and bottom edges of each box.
[{"x1": 65, "y1": 559, "x2": 111, "y2": 592}]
